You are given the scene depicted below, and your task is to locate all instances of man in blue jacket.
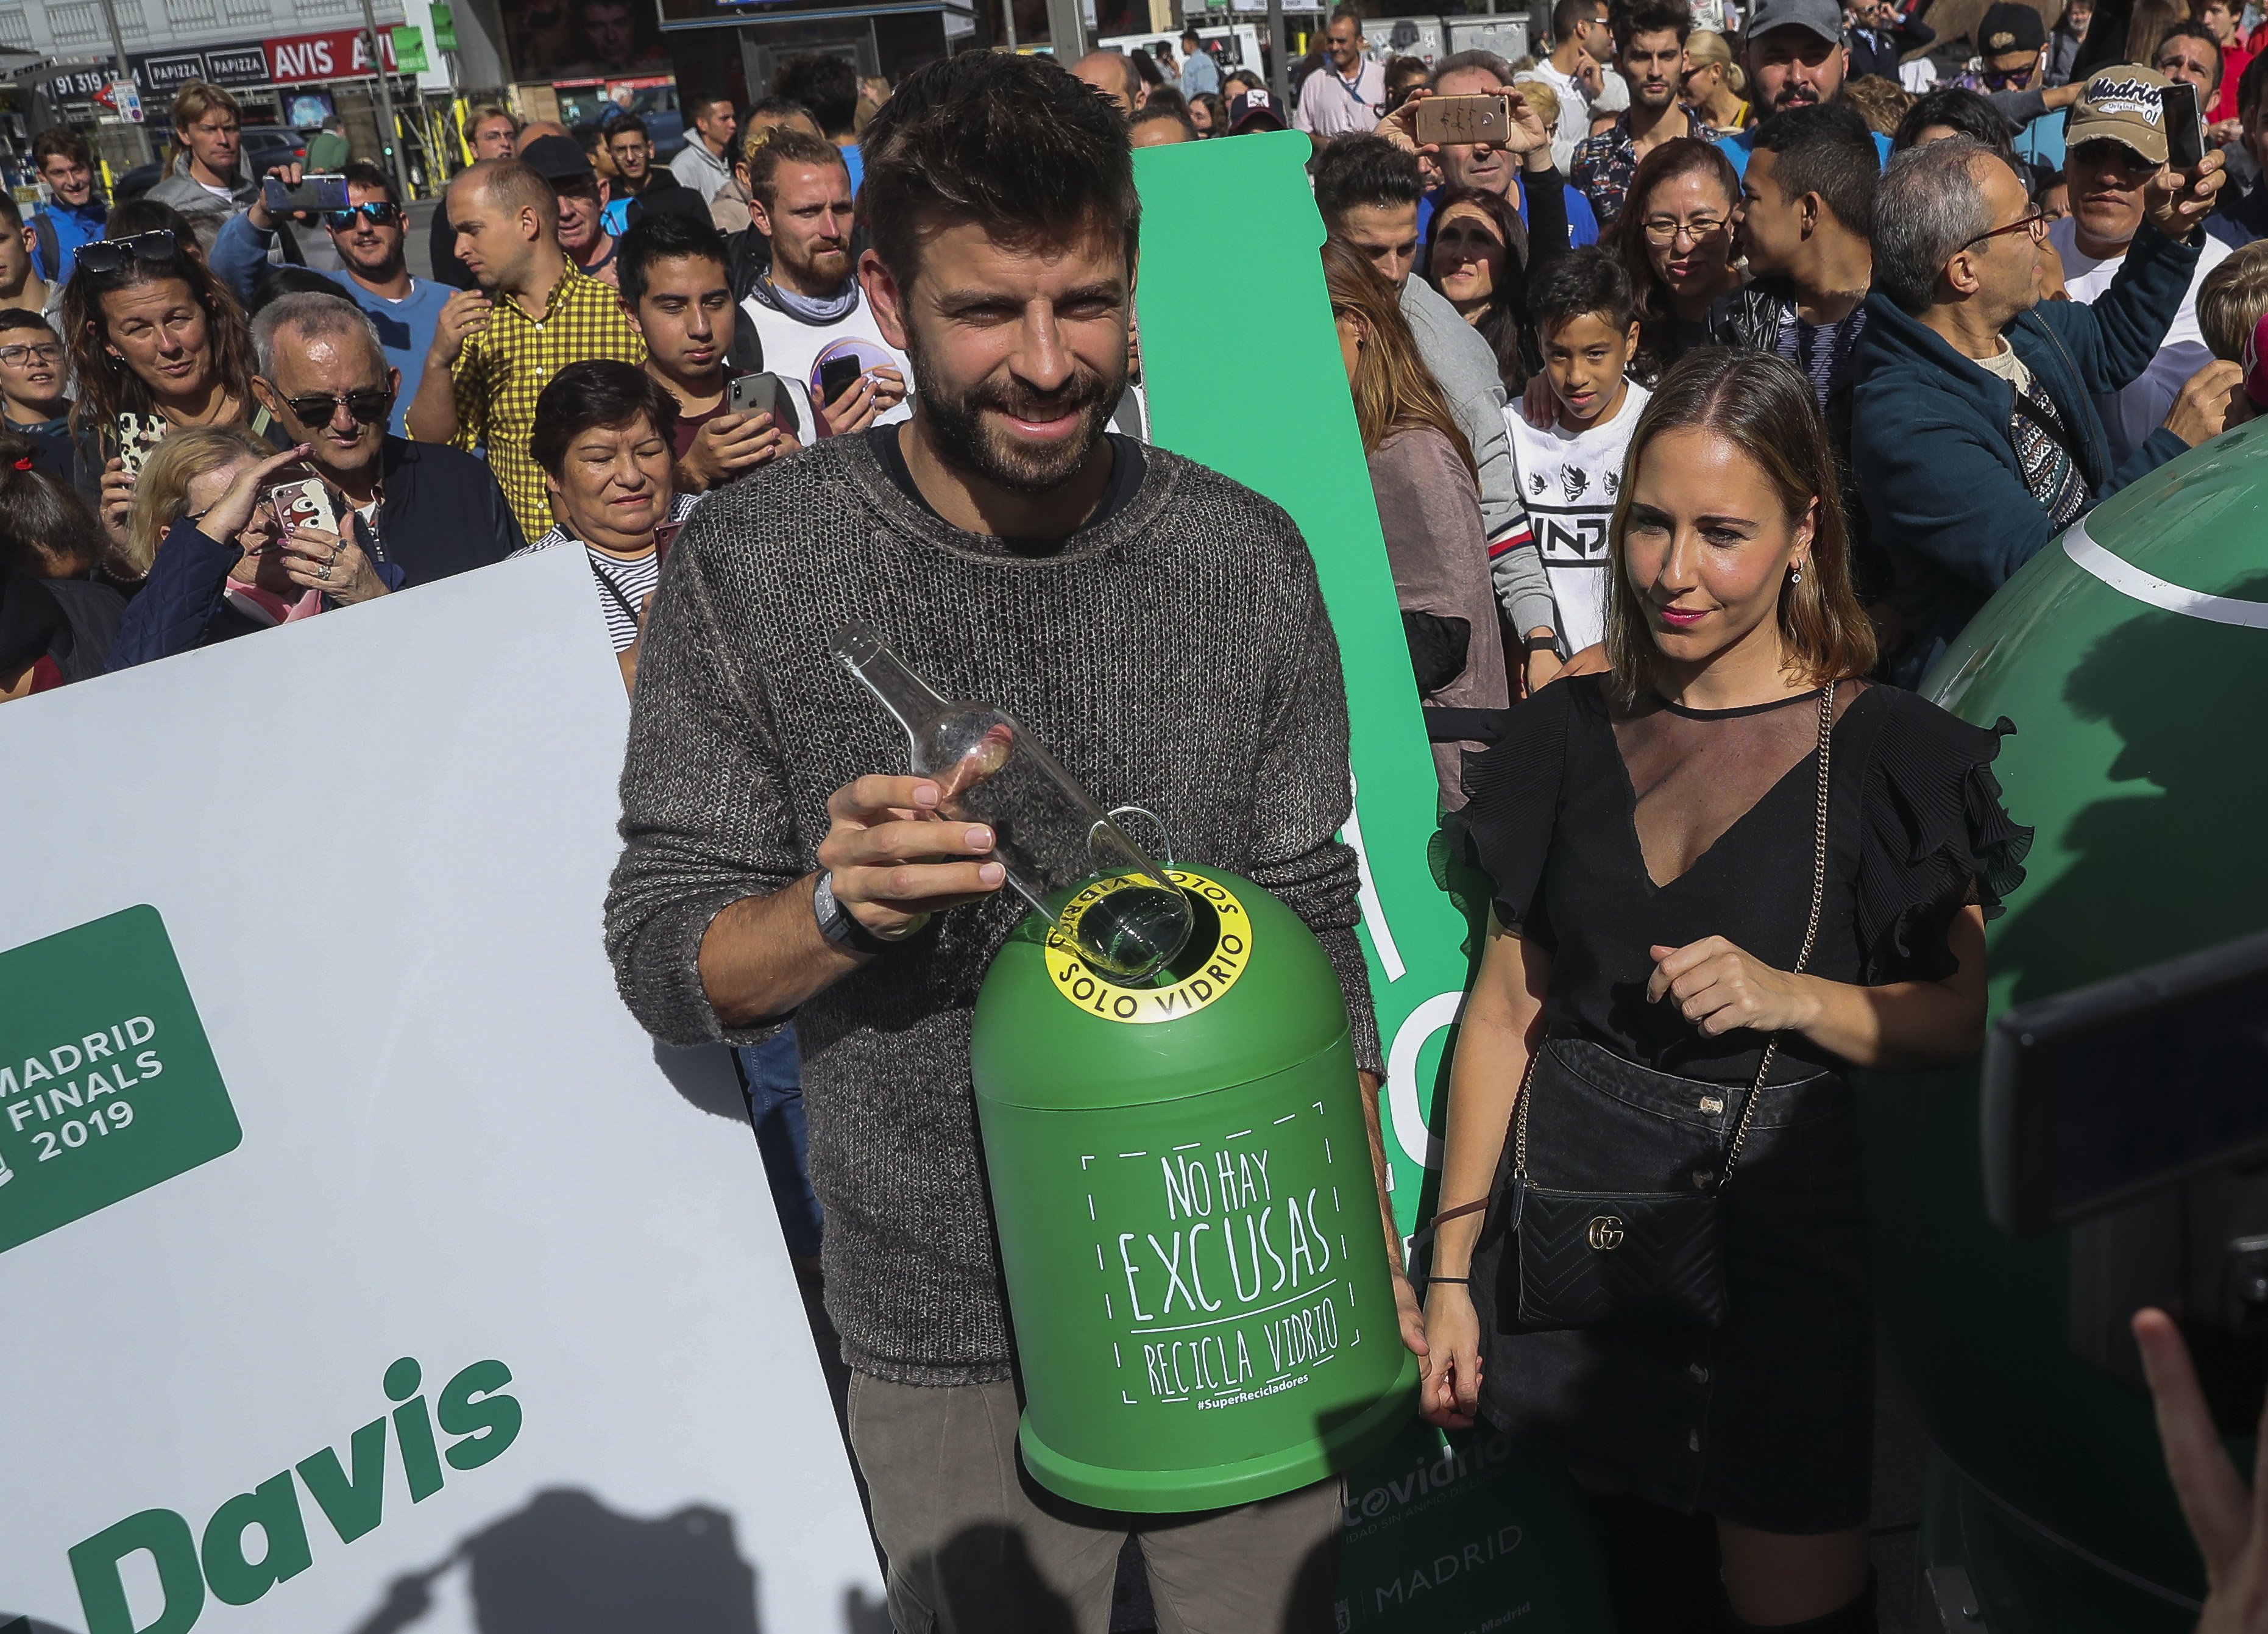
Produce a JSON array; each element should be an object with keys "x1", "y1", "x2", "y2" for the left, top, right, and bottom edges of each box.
[{"x1": 1852, "y1": 130, "x2": 2238, "y2": 686}]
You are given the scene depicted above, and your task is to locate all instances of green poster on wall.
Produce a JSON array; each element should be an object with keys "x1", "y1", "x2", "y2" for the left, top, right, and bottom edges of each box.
[
  {"x1": 1133, "y1": 131, "x2": 1611, "y2": 1631},
  {"x1": 0, "y1": 904, "x2": 240, "y2": 1256},
  {"x1": 430, "y1": 2, "x2": 459, "y2": 52},
  {"x1": 392, "y1": 24, "x2": 430, "y2": 72}
]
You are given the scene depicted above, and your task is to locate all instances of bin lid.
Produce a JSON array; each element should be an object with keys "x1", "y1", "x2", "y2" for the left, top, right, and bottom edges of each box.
[{"x1": 971, "y1": 864, "x2": 1353, "y2": 1111}]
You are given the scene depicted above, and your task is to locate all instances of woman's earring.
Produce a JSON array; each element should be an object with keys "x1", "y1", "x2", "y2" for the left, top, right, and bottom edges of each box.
[{"x1": 1789, "y1": 563, "x2": 1804, "y2": 584}]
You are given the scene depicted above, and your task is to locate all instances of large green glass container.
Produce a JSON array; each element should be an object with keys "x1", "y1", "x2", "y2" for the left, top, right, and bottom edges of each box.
[
  {"x1": 1871, "y1": 418, "x2": 2268, "y2": 1629},
  {"x1": 971, "y1": 864, "x2": 1419, "y2": 1513}
]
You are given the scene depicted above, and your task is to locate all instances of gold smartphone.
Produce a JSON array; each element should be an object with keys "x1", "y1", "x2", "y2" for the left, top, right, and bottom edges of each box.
[{"x1": 1415, "y1": 94, "x2": 1511, "y2": 147}]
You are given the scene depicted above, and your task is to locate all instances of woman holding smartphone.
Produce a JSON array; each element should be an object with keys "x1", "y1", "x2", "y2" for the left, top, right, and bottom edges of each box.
[
  {"x1": 62, "y1": 227, "x2": 257, "y2": 577},
  {"x1": 105, "y1": 427, "x2": 397, "y2": 670},
  {"x1": 1422, "y1": 350, "x2": 2029, "y2": 1633}
]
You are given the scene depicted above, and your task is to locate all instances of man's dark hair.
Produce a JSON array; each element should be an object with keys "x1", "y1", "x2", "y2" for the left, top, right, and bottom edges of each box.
[
  {"x1": 606, "y1": 114, "x2": 649, "y2": 141},
  {"x1": 1311, "y1": 134, "x2": 1425, "y2": 226},
  {"x1": 860, "y1": 52, "x2": 1138, "y2": 290},
  {"x1": 1892, "y1": 86, "x2": 2019, "y2": 160},
  {"x1": 2156, "y1": 23, "x2": 2224, "y2": 88},
  {"x1": 1551, "y1": 0, "x2": 1606, "y2": 43},
  {"x1": 1751, "y1": 102, "x2": 1880, "y2": 235},
  {"x1": 1181, "y1": 24, "x2": 1202, "y2": 43},
  {"x1": 0, "y1": 307, "x2": 55, "y2": 340},
  {"x1": 617, "y1": 210, "x2": 729, "y2": 306},
  {"x1": 530, "y1": 358, "x2": 681, "y2": 477},
  {"x1": 32, "y1": 127, "x2": 93, "y2": 171},
  {"x1": 773, "y1": 52, "x2": 859, "y2": 137},
  {"x1": 249, "y1": 265, "x2": 350, "y2": 318},
  {"x1": 341, "y1": 160, "x2": 400, "y2": 207},
  {"x1": 0, "y1": 193, "x2": 20, "y2": 232},
  {"x1": 2241, "y1": 48, "x2": 2268, "y2": 123},
  {"x1": 747, "y1": 125, "x2": 849, "y2": 208},
  {"x1": 574, "y1": 123, "x2": 606, "y2": 159},
  {"x1": 1617, "y1": 1, "x2": 1692, "y2": 53},
  {"x1": 1529, "y1": 244, "x2": 1637, "y2": 335},
  {"x1": 1130, "y1": 104, "x2": 1200, "y2": 140}
]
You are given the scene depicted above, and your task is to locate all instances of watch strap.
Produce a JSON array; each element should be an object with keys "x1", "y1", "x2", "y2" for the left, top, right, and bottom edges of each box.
[{"x1": 813, "y1": 870, "x2": 893, "y2": 956}]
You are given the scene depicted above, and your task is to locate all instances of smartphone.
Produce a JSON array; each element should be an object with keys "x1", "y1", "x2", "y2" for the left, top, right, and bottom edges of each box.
[
  {"x1": 262, "y1": 470, "x2": 333, "y2": 538},
  {"x1": 2163, "y1": 80, "x2": 2205, "y2": 173},
  {"x1": 817, "y1": 355, "x2": 863, "y2": 404},
  {"x1": 116, "y1": 415, "x2": 167, "y2": 479},
  {"x1": 728, "y1": 371, "x2": 784, "y2": 418},
  {"x1": 262, "y1": 174, "x2": 352, "y2": 215},
  {"x1": 653, "y1": 519, "x2": 685, "y2": 564},
  {"x1": 1415, "y1": 94, "x2": 1510, "y2": 147}
]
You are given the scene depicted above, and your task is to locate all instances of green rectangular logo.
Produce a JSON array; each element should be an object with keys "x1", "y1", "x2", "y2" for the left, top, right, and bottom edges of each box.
[{"x1": 0, "y1": 905, "x2": 239, "y2": 1255}]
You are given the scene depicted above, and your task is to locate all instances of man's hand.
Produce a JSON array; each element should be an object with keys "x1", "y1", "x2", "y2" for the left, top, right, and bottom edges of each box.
[
  {"x1": 815, "y1": 775, "x2": 1005, "y2": 941},
  {"x1": 2165, "y1": 359, "x2": 2245, "y2": 447},
  {"x1": 2145, "y1": 148, "x2": 2225, "y2": 242},
  {"x1": 428, "y1": 287, "x2": 494, "y2": 369},
  {"x1": 2133, "y1": 1308, "x2": 2268, "y2": 1634},
  {"x1": 678, "y1": 410, "x2": 790, "y2": 491},
  {"x1": 248, "y1": 162, "x2": 302, "y2": 232},
  {"x1": 1501, "y1": 90, "x2": 1553, "y2": 158},
  {"x1": 1376, "y1": 88, "x2": 1430, "y2": 155}
]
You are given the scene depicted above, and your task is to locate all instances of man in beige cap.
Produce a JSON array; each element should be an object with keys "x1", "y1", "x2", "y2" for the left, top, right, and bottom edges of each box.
[{"x1": 2050, "y1": 63, "x2": 2236, "y2": 462}]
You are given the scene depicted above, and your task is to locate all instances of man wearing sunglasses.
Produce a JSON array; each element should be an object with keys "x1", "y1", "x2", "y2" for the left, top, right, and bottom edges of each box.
[
  {"x1": 249, "y1": 292, "x2": 523, "y2": 588},
  {"x1": 1853, "y1": 120, "x2": 2234, "y2": 686},
  {"x1": 213, "y1": 161, "x2": 450, "y2": 436}
]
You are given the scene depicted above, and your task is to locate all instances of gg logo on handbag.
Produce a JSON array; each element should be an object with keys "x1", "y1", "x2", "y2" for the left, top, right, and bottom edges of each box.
[{"x1": 1587, "y1": 1215, "x2": 1626, "y2": 1252}]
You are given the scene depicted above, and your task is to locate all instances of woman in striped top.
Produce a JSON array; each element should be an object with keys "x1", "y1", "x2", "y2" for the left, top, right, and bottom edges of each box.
[{"x1": 515, "y1": 359, "x2": 703, "y2": 691}]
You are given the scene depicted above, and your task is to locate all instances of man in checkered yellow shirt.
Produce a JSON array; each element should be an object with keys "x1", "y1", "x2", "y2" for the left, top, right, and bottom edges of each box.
[{"x1": 406, "y1": 154, "x2": 646, "y2": 541}]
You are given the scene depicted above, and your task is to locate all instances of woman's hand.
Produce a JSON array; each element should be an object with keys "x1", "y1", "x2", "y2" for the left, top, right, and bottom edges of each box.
[
  {"x1": 100, "y1": 457, "x2": 136, "y2": 549},
  {"x1": 1419, "y1": 1281, "x2": 1483, "y2": 1429},
  {"x1": 196, "y1": 444, "x2": 313, "y2": 544},
  {"x1": 279, "y1": 524, "x2": 389, "y2": 604},
  {"x1": 2135, "y1": 1307, "x2": 2268, "y2": 1634},
  {"x1": 1648, "y1": 937, "x2": 1821, "y2": 1036}
]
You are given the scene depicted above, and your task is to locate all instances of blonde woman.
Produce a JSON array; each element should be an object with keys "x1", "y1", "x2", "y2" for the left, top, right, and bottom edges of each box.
[
  {"x1": 107, "y1": 426, "x2": 395, "y2": 670},
  {"x1": 1324, "y1": 237, "x2": 1509, "y2": 809},
  {"x1": 1682, "y1": 32, "x2": 1751, "y2": 133}
]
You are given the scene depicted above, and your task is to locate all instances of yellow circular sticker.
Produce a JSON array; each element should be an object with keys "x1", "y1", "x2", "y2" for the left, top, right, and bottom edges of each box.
[{"x1": 1045, "y1": 870, "x2": 1253, "y2": 1025}]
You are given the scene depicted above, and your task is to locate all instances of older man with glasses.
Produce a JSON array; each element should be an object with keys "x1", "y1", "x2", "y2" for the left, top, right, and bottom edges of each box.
[
  {"x1": 213, "y1": 162, "x2": 452, "y2": 436},
  {"x1": 1851, "y1": 123, "x2": 2236, "y2": 686},
  {"x1": 249, "y1": 291, "x2": 525, "y2": 588}
]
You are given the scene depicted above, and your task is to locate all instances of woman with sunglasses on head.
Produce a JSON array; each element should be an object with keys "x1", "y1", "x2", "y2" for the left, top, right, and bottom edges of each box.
[
  {"x1": 62, "y1": 226, "x2": 257, "y2": 581},
  {"x1": 104, "y1": 424, "x2": 399, "y2": 671},
  {"x1": 211, "y1": 162, "x2": 450, "y2": 438},
  {"x1": 1422, "y1": 349, "x2": 2029, "y2": 1634}
]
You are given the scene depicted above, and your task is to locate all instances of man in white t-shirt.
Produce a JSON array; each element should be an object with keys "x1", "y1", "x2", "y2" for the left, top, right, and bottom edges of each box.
[
  {"x1": 737, "y1": 126, "x2": 911, "y2": 436},
  {"x1": 1508, "y1": 247, "x2": 1649, "y2": 655},
  {"x1": 1517, "y1": 0, "x2": 1627, "y2": 171},
  {"x1": 2047, "y1": 65, "x2": 2233, "y2": 464},
  {"x1": 1295, "y1": 6, "x2": 1389, "y2": 138}
]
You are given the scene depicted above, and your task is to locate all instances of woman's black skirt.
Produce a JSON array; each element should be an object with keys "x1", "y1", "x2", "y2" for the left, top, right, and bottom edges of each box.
[{"x1": 1469, "y1": 1037, "x2": 1874, "y2": 1533}]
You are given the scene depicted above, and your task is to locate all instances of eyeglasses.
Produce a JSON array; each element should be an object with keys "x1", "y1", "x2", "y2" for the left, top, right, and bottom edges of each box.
[
  {"x1": 323, "y1": 201, "x2": 403, "y2": 231},
  {"x1": 1980, "y1": 65, "x2": 2036, "y2": 88},
  {"x1": 1961, "y1": 208, "x2": 2047, "y2": 251},
  {"x1": 1642, "y1": 215, "x2": 1728, "y2": 243},
  {"x1": 0, "y1": 341, "x2": 63, "y2": 367},
  {"x1": 277, "y1": 388, "x2": 394, "y2": 427},
  {"x1": 76, "y1": 230, "x2": 180, "y2": 276}
]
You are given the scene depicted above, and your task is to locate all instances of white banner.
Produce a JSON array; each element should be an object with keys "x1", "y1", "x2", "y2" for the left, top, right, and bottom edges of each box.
[{"x1": 0, "y1": 549, "x2": 882, "y2": 1634}]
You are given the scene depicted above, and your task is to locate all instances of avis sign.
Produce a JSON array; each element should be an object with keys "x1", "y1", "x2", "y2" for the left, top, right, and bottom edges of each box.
[{"x1": 263, "y1": 27, "x2": 400, "y2": 83}]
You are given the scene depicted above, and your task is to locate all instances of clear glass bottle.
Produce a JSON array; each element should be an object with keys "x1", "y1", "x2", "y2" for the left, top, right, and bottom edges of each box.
[{"x1": 832, "y1": 623, "x2": 1194, "y2": 980}]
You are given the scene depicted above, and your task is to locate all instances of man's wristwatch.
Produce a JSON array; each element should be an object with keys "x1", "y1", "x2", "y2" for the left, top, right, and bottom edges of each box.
[
  {"x1": 1523, "y1": 632, "x2": 1561, "y2": 654},
  {"x1": 812, "y1": 870, "x2": 893, "y2": 956}
]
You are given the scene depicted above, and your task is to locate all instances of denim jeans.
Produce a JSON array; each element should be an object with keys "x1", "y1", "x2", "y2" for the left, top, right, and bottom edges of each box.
[{"x1": 735, "y1": 1031, "x2": 824, "y2": 1260}]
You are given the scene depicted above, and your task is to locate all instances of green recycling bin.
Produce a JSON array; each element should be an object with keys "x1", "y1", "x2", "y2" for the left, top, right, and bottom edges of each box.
[{"x1": 972, "y1": 864, "x2": 1419, "y2": 1513}]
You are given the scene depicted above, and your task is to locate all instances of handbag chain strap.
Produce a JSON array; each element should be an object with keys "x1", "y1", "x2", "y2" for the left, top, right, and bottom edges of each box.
[{"x1": 1513, "y1": 680, "x2": 1837, "y2": 1190}]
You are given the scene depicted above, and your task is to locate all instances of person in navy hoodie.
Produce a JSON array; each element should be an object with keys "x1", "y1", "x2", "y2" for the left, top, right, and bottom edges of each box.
[{"x1": 1852, "y1": 129, "x2": 2238, "y2": 687}]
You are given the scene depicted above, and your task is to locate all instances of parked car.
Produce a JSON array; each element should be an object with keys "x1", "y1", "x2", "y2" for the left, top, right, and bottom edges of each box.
[{"x1": 241, "y1": 126, "x2": 309, "y2": 175}]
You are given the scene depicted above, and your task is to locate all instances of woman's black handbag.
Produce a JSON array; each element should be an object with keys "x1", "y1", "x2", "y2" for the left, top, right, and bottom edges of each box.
[{"x1": 1508, "y1": 683, "x2": 1836, "y2": 1330}]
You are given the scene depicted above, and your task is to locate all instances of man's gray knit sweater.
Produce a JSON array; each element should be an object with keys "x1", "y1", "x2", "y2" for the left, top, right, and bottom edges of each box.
[{"x1": 603, "y1": 433, "x2": 1384, "y2": 1387}]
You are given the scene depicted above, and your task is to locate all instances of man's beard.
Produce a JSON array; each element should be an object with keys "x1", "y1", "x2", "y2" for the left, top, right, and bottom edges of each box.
[
  {"x1": 904, "y1": 325, "x2": 1126, "y2": 495},
  {"x1": 1769, "y1": 80, "x2": 1823, "y2": 112}
]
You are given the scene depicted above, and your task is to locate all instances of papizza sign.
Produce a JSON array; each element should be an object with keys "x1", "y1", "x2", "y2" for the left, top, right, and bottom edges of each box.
[{"x1": 0, "y1": 905, "x2": 239, "y2": 1254}]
